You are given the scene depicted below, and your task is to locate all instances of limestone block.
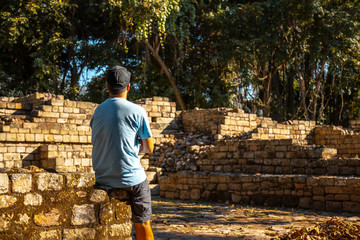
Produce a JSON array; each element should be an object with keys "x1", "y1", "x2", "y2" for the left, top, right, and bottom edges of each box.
[
  {"x1": 0, "y1": 195, "x2": 17, "y2": 208},
  {"x1": 0, "y1": 133, "x2": 5, "y2": 141},
  {"x1": 39, "y1": 230, "x2": 62, "y2": 240},
  {"x1": 10, "y1": 174, "x2": 32, "y2": 193},
  {"x1": 190, "y1": 189, "x2": 201, "y2": 200},
  {"x1": 99, "y1": 203, "x2": 114, "y2": 224},
  {"x1": 24, "y1": 193, "x2": 43, "y2": 206},
  {"x1": 4, "y1": 153, "x2": 20, "y2": 161},
  {"x1": 90, "y1": 189, "x2": 108, "y2": 203},
  {"x1": 326, "y1": 201, "x2": 343, "y2": 212},
  {"x1": 65, "y1": 173, "x2": 95, "y2": 188},
  {"x1": 0, "y1": 174, "x2": 9, "y2": 194},
  {"x1": 37, "y1": 173, "x2": 63, "y2": 191},
  {"x1": 343, "y1": 202, "x2": 360, "y2": 213},
  {"x1": 71, "y1": 204, "x2": 96, "y2": 225},
  {"x1": 34, "y1": 208, "x2": 61, "y2": 226},
  {"x1": 35, "y1": 134, "x2": 44, "y2": 142},
  {"x1": 298, "y1": 197, "x2": 313, "y2": 209},
  {"x1": 63, "y1": 228, "x2": 96, "y2": 240},
  {"x1": 110, "y1": 223, "x2": 132, "y2": 237}
]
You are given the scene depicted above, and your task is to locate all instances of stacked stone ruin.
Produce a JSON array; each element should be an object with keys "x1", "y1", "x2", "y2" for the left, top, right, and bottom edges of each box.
[
  {"x1": 161, "y1": 109, "x2": 360, "y2": 213},
  {"x1": 1, "y1": 92, "x2": 360, "y2": 238},
  {"x1": 0, "y1": 93, "x2": 183, "y2": 239}
]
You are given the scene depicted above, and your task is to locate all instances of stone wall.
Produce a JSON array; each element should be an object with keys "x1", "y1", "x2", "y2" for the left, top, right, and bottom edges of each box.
[
  {"x1": 182, "y1": 108, "x2": 315, "y2": 143},
  {"x1": 0, "y1": 170, "x2": 131, "y2": 239},
  {"x1": 0, "y1": 93, "x2": 180, "y2": 172},
  {"x1": 314, "y1": 125, "x2": 360, "y2": 157},
  {"x1": 160, "y1": 172, "x2": 360, "y2": 213},
  {"x1": 349, "y1": 120, "x2": 360, "y2": 132},
  {"x1": 134, "y1": 97, "x2": 181, "y2": 144},
  {"x1": 195, "y1": 139, "x2": 360, "y2": 175},
  {"x1": 2, "y1": 92, "x2": 360, "y2": 215}
]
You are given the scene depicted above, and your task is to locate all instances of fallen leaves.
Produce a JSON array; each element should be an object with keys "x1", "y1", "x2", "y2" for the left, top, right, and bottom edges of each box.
[{"x1": 277, "y1": 217, "x2": 360, "y2": 240}]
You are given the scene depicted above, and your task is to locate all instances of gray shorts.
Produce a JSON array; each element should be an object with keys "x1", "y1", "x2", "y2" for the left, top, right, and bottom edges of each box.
[{"x1": 111, "y1": 179, "x2": 152, "y2": 223}]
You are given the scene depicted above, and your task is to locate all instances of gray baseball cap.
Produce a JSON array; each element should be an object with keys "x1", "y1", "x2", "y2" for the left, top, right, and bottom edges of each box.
[{"x1": 106, "y1": 66, "x2": 131, "y2": 91}]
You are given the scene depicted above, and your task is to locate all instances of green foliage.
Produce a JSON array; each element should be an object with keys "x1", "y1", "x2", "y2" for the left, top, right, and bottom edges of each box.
[{"x1": 0, "y1": 0, "x2": 359, "y2": 125}]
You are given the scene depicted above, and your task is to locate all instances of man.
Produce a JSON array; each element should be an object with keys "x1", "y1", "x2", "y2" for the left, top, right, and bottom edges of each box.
[{"x1": 90, "y1": 66, "x2": 155, "y2": 240}]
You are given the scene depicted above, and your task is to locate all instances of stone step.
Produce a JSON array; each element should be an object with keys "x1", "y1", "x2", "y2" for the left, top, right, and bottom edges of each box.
[
  {"x1": 150, "y1": 184, "x2": 160, "y2": 196},
  {"x1": 196, "y1": 157, "x2": 360, "y2": 176},
  {"x1": 159, "y1": 171, "x2": 360, "y2": 213},
  {"x1": 140, "y1": 158, "x2": 149, "y2": 170},
  {"x1": 146, "y1": 171, "x2": 158, "y2": 184}
]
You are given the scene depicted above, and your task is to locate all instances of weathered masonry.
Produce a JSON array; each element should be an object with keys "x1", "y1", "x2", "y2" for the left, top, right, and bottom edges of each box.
[
  {"x1": 1, "y1": 91, "x2": 360, "y2": 238},
  {"x1": 0, "y1": 93, "x2": 180, "y2": 172},
  {"x1": 160, "y1": 108, "x2": 360, "y2": 213},
  {"x1": 0, "y1": 93, "x2": 181, "y2": 239},
  {"x1": 0, "y1": 170, "x2": 131, "y2": 239}
]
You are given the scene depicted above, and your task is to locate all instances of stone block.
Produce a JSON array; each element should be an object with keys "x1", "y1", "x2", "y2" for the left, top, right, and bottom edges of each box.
[
  {"x1": 34, "y1": 208, "x2": 61, "y2": 226},
  {"x1": 37, "y1": 173, "x2": 64, "y2": 191},
  {"x1": 63, "y1": 228, "x2": 96, "y2": 240},
  {"x1": 190, "y1": 189, "x2": 201, "y2": 200},
  {"x1": 65, "y1": 173, "x2": 95, "y2": 188},
  {"x1": 99, "y1": 203, "x2": 114, "y2": 224},
  {"x1": 343, "y1": 202, "x2": 360, "y2": 213},
  {"x1": 39, "y1": 230, "x2": 62, "y2": 240},
  {"x1": 179, "y1": 190, "x2": 189, "y2": 200},
  {"x1": 4, "y1": 153, "x2": 20, "y2": 161},
  {"x1": 242, "y1": 183, "x2": 258, "y2": 191},
  {"x1": 231, "y1": 194, "x2": 242, "y2": 203},
  {"x1": 298, "y1": 197, "x2": 313, "y2": 209},
  {"x1": 24, "y1": 193, "x2": 43, "y2": 206},
  {"x1": 0, "y1": 174, "x2": 9, "y2": 194},
  {"x1": 0, "y1": 195, "x2": 17, "y2": 208},
  {"x1": 109, "y1": 223, "x2": 132, "y2": 237},
  {"x1": 326, "y1": 201, "x2": 342, "y2": 212},
  {"x1": 71, "y1": 204, "x2": 96, "y2": 225},
  {"x1": 90, "y1": 189, "x2": 108, "y2": 203},
  {"x1": 10, "y1": 174, "x2": 32, "y2": 193}
]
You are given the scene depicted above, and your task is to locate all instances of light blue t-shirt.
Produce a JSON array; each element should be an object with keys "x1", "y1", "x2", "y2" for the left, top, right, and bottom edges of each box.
[{"x1": 90, "y1": 98, "x2": 152, "y2": 188}]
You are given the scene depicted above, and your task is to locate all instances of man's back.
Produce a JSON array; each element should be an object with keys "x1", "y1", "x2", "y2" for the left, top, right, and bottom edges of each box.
[{"x1": 90, "y1": 97, "x2": 152, "y2": 188}]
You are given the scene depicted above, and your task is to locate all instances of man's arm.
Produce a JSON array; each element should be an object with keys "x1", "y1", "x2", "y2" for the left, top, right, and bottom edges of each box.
[{"x1": 139, "y1": 137, "x2": 154, "y2": 154}]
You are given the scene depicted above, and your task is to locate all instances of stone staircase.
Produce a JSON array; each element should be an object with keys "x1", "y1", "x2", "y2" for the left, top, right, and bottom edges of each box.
[{"x1": 141, "y1": 156, "x2": 161, "y2": 196}]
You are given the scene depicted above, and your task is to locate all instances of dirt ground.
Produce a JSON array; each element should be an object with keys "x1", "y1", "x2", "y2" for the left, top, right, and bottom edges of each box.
[{"x1": 145, "y1": 196, "x2": 360, "y2": 240}]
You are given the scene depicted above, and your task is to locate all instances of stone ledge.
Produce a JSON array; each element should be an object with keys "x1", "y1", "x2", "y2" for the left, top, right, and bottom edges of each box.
[{"x1": 160, "y1": 172, "x2": 360, "y2": 213}]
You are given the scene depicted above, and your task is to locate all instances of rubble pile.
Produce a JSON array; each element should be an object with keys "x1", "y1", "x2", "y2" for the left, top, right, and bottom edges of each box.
[{"x1": 149, "y1": 133, "x2": 214, "y2": 172}]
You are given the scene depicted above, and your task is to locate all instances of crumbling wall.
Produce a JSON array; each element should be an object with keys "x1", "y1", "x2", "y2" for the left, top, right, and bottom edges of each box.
[
  {"x1": 2, "y1": 92, "x2": 360, "y2": 215},
  {"x1": 134, "y1": 97, "x2": 181, "y2": 144},
  {"x1": 0, "y1": 170, "x2": 132, "y2": 239},
  {"x1": 349, "y1": 120, "x2": 360, "y2": 132},
  {"x1": 182, "y1": 108, "x2": 315, "y2": 143},
  {"x1": 314, "y1": 125, "x2": 360, "y2": 157},
  {"x1": 0, "y1": 93, "x2": 180, "y2": 172}
]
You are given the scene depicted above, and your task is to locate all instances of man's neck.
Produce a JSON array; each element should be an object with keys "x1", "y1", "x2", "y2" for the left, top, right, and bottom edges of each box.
[{"x1": 109, "y1": 92, "x2": 128, "y2": 99}]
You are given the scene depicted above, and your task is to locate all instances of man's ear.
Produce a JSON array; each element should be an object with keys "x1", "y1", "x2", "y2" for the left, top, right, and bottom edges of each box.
[
  {"x1": 127, "y1": 83, "x2": 131, "y2": 91},
  {"x1": 106, "y1": 84, "x2": 110, "y2": 92}
]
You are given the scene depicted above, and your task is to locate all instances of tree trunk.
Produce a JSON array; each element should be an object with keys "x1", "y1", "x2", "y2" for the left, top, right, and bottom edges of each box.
[
  {"x1": 286, "y1": 67, "x2": 295, "y2": 118},
  {"x1": 311, "y1": 60, "x2": 326, "y2": 121},
  {"x1": 297, "y1": 71, "x2": 308, "y2": 119},
  {"x1": 144, "y1": 40, "x2": 186, "y2": 110},
  {"x1": 263, "y1": 71, "x2": 272, "y2": 117}
]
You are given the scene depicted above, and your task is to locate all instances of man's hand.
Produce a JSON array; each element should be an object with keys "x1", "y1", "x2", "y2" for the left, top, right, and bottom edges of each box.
[{"x1": 139, "y1": 137, "x2": 154, "y2": 154}]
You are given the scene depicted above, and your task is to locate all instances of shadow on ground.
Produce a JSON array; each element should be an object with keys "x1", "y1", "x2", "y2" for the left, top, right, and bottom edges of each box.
[{"x1": 142, "y1": 197, "x2": 360, "y2": 240}]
